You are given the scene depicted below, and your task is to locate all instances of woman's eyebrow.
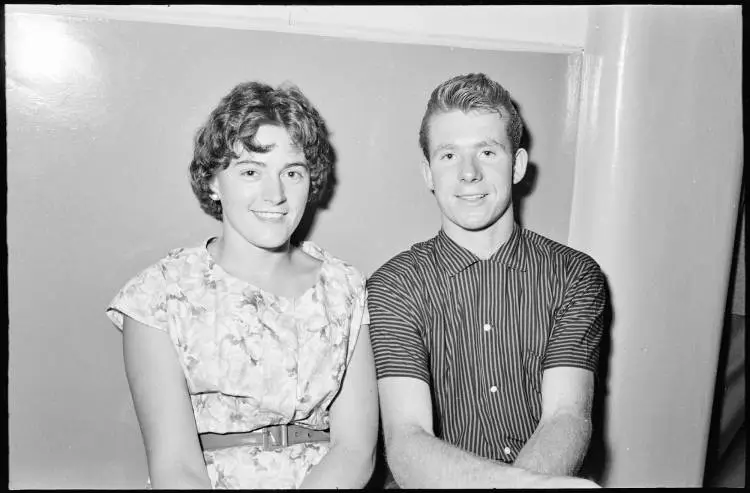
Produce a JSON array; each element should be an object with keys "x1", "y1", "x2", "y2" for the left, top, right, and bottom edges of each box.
[
  {"x1": 232, "y1": 159, "x2": 265, "y2": 167},
  {"x1": 283, "y1": 161, "x2": 309, "y2": 170}
]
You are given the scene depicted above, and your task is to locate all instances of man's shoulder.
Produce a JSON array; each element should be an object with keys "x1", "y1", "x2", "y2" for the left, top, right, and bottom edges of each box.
[
  {"x1": 368, "y1": 236, "x2": 438, "y2": 286},
  {"x1": 521, "y1": 228, "x2": 601, "y2": 273}
]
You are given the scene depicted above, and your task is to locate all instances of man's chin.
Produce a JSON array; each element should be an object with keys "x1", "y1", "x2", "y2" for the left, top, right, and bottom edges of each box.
[
  {"x1": 444, "y1": 206, "x2": 512, "y2": 233},
  {"x1": 464, "y1": 209, "x2": 504, "y2": 227},
  {"x1": 450, "y1": 218, "x2": 497, "y2": 233}
]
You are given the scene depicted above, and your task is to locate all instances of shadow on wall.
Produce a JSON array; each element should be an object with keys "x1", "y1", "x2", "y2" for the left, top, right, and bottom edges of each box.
[
  {"x1": 512, "y1": 99, "x2": 538, "y2": 229},
  {"x1": 513, "y1": 98, "x2": 615, "y2": 483},
  {"x1": 291, "y1": 143, "x2": 339, "y2": 246},
  {"x1": 580, "y1": 277, "x2": 615, "y2": 484},
  {"x1": 703, "y1": 182, "x2": 746, "y2": 485}
]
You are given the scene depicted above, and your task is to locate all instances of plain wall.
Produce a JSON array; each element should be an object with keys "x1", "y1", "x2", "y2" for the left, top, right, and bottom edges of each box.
[{"x1": 6, "y1": 13, "x2": 581, "y2": 488}]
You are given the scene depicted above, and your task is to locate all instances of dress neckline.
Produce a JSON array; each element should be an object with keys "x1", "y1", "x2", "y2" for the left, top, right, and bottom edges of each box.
[{"x1": 202, "y1": 237, "x2": 327, "y2": 303}]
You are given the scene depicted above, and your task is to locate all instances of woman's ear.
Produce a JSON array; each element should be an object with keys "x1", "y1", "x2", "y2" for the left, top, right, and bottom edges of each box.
[{"x1": 208, "y1": 176, "x2": 221, "y2": 201}]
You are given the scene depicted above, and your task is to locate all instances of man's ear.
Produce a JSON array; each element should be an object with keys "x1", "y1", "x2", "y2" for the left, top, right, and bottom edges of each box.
[
  {"x1": 512, "y1": 148, "x2": 528, "y2": 185},
  {"x1": 421, "y1": 157, "x2": 435, "y2": 191}
]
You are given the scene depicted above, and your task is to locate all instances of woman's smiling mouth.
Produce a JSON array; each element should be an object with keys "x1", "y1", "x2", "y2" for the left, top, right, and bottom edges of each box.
[{"x1": 252, "y1": 210, "x2": 287, "y2": 221}]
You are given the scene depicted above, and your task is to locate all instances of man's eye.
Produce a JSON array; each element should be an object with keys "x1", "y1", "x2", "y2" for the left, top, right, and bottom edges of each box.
[
  {"x1": 481, "y1": 150, "x2": 496, "y2": 157},
  {"x1": 441, "y1": 153, "x2": 455, "y2": 160}
]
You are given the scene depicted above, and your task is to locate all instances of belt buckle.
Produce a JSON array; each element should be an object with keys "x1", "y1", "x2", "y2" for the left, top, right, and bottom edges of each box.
[{"x1": 262, "y1": 424, "x2": 288, "y2": 451}]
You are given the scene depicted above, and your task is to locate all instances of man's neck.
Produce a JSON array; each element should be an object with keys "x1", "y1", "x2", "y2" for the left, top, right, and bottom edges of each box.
[{"x1": 442, "y1": 212, "x2": 515, "y2": 260}]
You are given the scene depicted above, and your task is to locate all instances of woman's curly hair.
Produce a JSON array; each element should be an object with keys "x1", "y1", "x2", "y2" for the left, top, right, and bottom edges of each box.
[{"x1": 189, "y1": 81, "x2": 335, "y2": 221}]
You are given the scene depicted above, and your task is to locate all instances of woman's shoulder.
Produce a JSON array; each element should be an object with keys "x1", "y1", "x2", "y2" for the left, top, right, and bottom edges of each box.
[
  {"x1": 126, "y1": 241, "x2": 211, "y2": 288},
  {"x1": 107, "y1": 241, "x2": 211, "y2": 331},
  {"x1": 300, "y1": 241, "x2": 366, "y2": 289}
]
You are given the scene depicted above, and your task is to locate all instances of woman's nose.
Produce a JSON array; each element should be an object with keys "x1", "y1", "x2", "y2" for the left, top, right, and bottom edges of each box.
[{"x1": 262, "y1": 176, "x2": 286, "y2": 204}]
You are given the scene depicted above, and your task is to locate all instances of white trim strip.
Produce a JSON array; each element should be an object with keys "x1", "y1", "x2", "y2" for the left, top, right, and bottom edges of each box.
[{"x1": 5, "y1": 4, "x2": 585, "y2": 54}]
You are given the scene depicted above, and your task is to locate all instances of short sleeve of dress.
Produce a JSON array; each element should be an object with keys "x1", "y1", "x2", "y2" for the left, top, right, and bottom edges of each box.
[
  {"x1": 367, "y1": 264, "x2": 430, "y2": 384},
  {"x1": 344, "y1": 275, "x2": 368, "y2": 366},
  {"x1": 544, "y1": 259, "x2": 606, "y2": 373},
  {"x1": 106, "y1": 262, "x2": 169, "y2": 333}
]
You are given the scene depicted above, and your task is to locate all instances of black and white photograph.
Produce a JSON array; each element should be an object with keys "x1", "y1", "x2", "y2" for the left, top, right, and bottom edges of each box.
[{"x1": 6, "y1": 4, "x2": 744, "y2": 489}]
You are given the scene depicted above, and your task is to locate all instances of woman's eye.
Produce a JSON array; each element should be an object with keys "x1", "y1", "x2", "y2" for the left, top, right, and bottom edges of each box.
[
  {"x1": 241, "y1": 169, "x2": 257, "y2": 177},
  {"x1": 285, "y1": 169, "x2": 306, "y2": 180},
  {"x1": 441, "y1": 153, "x2": 455, "y2": 161}
]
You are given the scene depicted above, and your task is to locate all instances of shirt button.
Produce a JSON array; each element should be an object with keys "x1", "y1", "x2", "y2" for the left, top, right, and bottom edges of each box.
[
  {"x1": 483, "y1": 323, "x2": 492, "y2": 332},
  {"x1": 490, "y1": 385, "x2": 498, "y2": 393},
  {"x1": 504, "y1": 446, "x2": 512, "y2": 455}
]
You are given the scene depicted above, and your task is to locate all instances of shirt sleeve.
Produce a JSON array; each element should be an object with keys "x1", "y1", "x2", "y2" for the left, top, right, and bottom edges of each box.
[
  {"x1": 367, "y1": 265, "x2": 430, "y2": 384},
  {"x1": 105, "y1": 262, "x2": 169, "y2": 333},
  {"x1": 544, "y1": 259, "x2": 606, "y2": 373}
]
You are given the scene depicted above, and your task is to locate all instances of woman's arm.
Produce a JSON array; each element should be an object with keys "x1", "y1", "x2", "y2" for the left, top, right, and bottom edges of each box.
[
  {"x1": 299, "y1": 324, "x2": 379, "y2": 489},
  {"x1": 123, "y1": 316, "x2": 211, "y2": 489}
]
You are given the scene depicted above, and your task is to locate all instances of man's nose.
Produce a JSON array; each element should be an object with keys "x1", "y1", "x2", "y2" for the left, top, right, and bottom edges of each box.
[{"x1": 459, "y1": 156, "x2": 482, "y2": 182}]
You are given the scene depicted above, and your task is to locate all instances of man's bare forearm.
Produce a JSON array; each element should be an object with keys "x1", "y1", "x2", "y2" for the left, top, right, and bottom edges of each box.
[
  {"x1": 513, "y1": 412, "x2": 592, "y2": 476},
  {"x1": 386, "y1": 425, "x2": 551, "y2": 489}
]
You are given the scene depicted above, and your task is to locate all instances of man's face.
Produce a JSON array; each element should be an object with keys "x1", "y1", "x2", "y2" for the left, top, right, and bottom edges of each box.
[
  {"x1": 422, "y1": 109, "x2": 527, "y2": 234},
  {"x1": 210, "y1": 124, "x2": 310, "y2": 251}
]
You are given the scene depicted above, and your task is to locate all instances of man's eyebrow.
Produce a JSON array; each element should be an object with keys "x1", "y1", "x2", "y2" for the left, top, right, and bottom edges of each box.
[
  {"x1": 476, "y1": 139, "x2": 506, "y2": 149},
  {"x1": 432, "y1": 140, "x2": 506, "y2": 154},
  {"x1": 432, "y1": 143, "x2": 455, "y2": 154}
]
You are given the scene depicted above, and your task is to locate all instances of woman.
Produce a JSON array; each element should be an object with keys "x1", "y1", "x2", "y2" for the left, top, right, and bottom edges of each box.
[{"x1": 106, "y1": 81, "x2": 378, "y2": 489}]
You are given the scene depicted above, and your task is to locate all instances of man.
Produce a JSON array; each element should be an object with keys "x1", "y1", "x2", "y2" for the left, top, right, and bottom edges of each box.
[{"x1": 367, "y1": 73, "x2": 606, "y2": 488}]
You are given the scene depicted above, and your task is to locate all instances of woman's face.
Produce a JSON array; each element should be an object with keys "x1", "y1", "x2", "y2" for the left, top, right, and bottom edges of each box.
[{"x1": 210, "y1": 124, "x2": 310, "y2": 251}]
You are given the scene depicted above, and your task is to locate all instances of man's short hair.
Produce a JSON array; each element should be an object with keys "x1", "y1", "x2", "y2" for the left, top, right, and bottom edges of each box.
[
  {"x1": 418, "y1": 73, "x2": 524, "y2": 160},
  {"x1": 189, "y1": 81, "x2": 335, "y2": 221}
]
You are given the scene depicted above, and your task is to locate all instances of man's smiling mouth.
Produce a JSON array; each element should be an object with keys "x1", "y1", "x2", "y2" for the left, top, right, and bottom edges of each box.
[{"x1": 456, "y1": 193, "x2": 488, "y2": 202}]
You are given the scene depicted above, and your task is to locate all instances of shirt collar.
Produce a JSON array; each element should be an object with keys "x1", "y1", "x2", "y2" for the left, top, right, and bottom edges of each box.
[{"x1": 434, "y1": 222, "x2": 527, "y2": 277}]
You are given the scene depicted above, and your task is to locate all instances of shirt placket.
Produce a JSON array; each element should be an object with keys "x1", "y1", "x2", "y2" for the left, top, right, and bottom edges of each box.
[{"x1": 476, "y1": 261, "x2": 509, "y2": 460}]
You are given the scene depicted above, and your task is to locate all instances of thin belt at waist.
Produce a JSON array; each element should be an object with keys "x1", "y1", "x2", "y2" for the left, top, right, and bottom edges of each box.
[{"x1": 199, "y1": 424, "x2": 330, "y2": 452}]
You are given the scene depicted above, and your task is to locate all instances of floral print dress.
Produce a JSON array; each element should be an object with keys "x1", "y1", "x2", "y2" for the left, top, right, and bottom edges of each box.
[{"x1": 106, "y1": 239, "x2": 368, "y2": 489}]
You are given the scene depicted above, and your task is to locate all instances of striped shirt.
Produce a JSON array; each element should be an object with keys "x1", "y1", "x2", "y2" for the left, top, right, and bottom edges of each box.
[{"x1": 367, "y1": 223, "x2": 605, "y2": 462}]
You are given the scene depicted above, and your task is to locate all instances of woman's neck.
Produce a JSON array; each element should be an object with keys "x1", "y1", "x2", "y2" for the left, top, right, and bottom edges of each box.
[{"x1": 210, "y1": 230, "x2": 294, "y2": 283}]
